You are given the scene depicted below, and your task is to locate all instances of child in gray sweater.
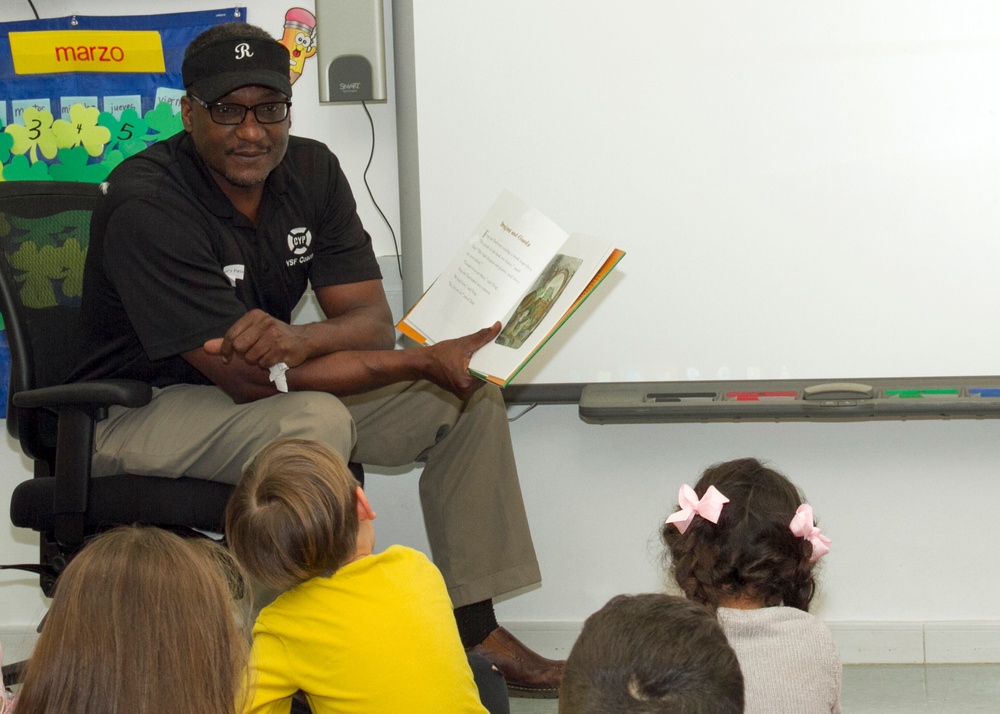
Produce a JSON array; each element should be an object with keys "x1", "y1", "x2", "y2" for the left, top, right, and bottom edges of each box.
[{"x1": 661, "y1": 457, "x2": 841, "y2": 714}]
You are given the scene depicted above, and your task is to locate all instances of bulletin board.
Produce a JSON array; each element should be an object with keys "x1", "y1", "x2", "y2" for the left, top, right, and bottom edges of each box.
[
  {"x1": 0, "y1": 7, "x2": 243, "y2": 182},
  {"x1": 0, "y1": 7, "x2": 249, "y2": 415}
]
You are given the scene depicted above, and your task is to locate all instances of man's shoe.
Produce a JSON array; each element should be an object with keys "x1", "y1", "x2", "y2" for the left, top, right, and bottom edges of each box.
[{"x1": 466, "y1": 626, "x2": 565, "y2": 699}]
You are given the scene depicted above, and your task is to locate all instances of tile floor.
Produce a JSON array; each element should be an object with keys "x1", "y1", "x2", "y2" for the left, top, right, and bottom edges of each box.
[
  {"x1": 7, "y1": 662, "x2": 998, "y2": 712},
  {"x1": 508, "y1": 664, "x2": 1000, "y2": 713}
]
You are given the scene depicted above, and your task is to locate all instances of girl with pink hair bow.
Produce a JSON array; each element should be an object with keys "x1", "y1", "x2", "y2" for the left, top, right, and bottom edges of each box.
[{"x1": 661, "y1": 457, "x2": 841, "y2": 714}]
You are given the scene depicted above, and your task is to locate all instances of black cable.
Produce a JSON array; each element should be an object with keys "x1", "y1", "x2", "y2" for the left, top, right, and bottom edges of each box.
[
  {"x1": 361, "y1": 100, "x2": 402, "y2": 281},
  {"x1": 507, "y1": 403, "x2": 538, "y2": 422},
  {"x1": 27, "y1": 0, "x2": 40, "y2": 19}
]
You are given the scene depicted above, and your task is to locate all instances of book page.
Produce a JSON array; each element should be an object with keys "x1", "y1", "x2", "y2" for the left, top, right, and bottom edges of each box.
[
  {"x1": 469, "y1": 232, "x2": 617, "y2": 383},
  {"x1": 401, "y1": 190, "x2": 569, "y2": 343}
]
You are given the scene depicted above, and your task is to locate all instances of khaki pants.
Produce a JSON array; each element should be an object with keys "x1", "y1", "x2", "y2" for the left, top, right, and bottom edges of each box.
[{"x1": 92, "y1": 380, "x2": 540, "y2": 607}]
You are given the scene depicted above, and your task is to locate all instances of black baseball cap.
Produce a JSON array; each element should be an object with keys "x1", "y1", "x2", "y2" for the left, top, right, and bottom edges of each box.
[{"x1": 182, "y1": 35, "x2": 292, "y2": 103}]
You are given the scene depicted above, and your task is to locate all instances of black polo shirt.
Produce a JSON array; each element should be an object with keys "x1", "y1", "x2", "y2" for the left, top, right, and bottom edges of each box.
[{"x1": 71, "y1": 131, "x2": 382, "y2": 387}]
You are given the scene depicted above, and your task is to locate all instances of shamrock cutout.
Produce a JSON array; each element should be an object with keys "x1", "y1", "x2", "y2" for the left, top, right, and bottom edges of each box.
[
  {"x1": 0, "y1": 133, "x2": 13, "y2": 164},
  {"x1": 144, "y1": 101, "x2": 184, "y2": 142},
  {"x1": 2, "y1": 155, "x2": 52, "y2": 181},
  {"x1": 49, "y1": 146, "x2": 112, "y2": 183},
  {"x1": 98, "y1": 149, "x2": 126, "y2": 176},
  {"x1": 52, "y1": 104, "x2": 111, "y2": 157},
  {"x1": 6, "y1": 108, "x2": 58, "y2": 163},
  {"x1": 98, "y1": 108, "x2": 149, "y2": 158}
]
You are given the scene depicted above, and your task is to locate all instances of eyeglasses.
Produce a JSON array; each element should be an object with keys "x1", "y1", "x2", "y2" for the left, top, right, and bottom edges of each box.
[{"x1": 189, "y1": 95, "x2": 291, "y2": 125}]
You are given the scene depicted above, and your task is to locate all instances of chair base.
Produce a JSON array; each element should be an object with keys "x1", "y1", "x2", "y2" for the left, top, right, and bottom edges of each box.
[{"x1": 2, "y1": 658, "x2": 26, "y2": 687}]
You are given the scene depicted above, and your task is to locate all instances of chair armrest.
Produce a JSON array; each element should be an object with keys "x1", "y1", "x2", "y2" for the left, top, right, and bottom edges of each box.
[
  {"x1": 13, "y1": 379, "x2": 152, "y2": 413},
  {"x1": 12, "y1": 379, "x2": 152, "y2": 550}
]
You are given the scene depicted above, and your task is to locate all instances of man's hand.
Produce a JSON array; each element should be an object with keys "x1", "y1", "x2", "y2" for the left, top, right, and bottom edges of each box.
[
  {"x1": 421, "y1": 322, "x2": 501, "y2": 400},
  {"x1": 198, "y1": 319, "x2": 501, "y2": 404},
  {"x1": 204, "y1": 309, "x2": 311, "y2": 368}
]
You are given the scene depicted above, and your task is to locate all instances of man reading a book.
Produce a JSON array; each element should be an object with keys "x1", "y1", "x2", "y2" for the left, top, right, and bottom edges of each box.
[{"x1": 68, "y1": 22, "x2": 563, "y2": 698}]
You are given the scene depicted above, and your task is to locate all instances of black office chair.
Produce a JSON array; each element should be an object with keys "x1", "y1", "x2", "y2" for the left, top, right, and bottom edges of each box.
[
  {"x1": 0, "y1": 181, "x2": 361, "y2": 685},
  {"x1": 0, "y1": 182, "x2": 234, "y2": 682}
]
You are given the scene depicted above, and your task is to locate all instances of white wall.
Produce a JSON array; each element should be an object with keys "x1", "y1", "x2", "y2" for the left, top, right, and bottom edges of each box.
[
  {"x1": 495, "y1": 411, "x2": 1000, "y2": 623},
  {"x1": 4, "y1": 0, "x2": 1000, "y2": 669},
  {"x1": 0, "y1": 434, "x2": 48, "y2": 639},
  {"x1": 363, "y1": 409, "x2": 1000, "y2": 663}
]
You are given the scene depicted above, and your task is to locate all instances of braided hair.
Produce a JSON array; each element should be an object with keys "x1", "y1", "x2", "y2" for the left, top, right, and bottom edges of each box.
[{"x1": 661, "y1": 458, "x2": 820, "y2": 612}]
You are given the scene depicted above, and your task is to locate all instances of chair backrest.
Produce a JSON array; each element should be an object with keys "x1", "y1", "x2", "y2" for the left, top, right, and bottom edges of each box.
[{"x1": 0, "y1": 181, "x2": 98, "y2": 465}]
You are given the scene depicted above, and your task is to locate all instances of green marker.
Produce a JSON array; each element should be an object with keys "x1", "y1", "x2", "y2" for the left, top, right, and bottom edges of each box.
[{"x1": 884, "y1": 389, "x2": 959, "y2": 399}]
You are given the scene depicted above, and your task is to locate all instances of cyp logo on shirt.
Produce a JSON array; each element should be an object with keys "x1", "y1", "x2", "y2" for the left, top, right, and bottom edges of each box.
[
  {"x1": 287, "y1": 227, "x2": 312, "y2": 256},
  {"x1": 285, "y1": 227, "x2": 314, "y2": 267}
]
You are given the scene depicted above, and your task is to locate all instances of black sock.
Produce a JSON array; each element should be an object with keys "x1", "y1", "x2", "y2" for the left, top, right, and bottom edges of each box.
[{"x1": 454, "y1": 599, "x2": 499, "y2": 648}]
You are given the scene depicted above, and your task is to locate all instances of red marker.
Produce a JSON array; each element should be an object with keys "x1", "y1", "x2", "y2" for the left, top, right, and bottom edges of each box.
[{"x1": 725, "y1": 391, "x2": 798, "y2": 402}]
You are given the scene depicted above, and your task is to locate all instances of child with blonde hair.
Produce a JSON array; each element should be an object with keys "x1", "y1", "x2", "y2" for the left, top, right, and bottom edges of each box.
[
  {"x1": 14, "y1": 526, "x2": 248, "y2": 714},
  {"x1": 226, "y1": 437, "x2": 493, "y2": 714},
  {"x1": 661, "y1": 457, "x2": 841, "y2": 714}
]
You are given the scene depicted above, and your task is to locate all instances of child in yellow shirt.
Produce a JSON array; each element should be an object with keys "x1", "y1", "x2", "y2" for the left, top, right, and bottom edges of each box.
[{"x1": 226, "y1": 438, "x2": 493, "y2": 714}]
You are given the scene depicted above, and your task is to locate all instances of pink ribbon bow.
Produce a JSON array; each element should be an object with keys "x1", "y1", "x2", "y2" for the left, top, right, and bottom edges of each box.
[
  {"x1": 665, "y1": 484, "x2": 729, "y2": 534},
  {"x1": 789, "y1": 504, "x2": 831, "y2": 562}
]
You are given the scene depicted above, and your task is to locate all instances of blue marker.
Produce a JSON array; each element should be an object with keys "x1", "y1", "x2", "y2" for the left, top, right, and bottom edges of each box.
[{"x1": 970, "y1": 388, "x2": 1000, "y2": 398}]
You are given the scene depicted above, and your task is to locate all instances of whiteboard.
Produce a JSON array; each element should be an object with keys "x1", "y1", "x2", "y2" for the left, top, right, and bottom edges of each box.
[{"x1": 395, "y1": 1, "x2": 1000, "y2": 386}]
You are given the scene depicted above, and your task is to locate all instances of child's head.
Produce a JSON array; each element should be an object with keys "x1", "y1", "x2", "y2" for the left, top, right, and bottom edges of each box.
[
  {"x1": 559, "y1": 593, "x2": 744, "y2": 714},
  {"x1": 661, "y1": 457, "x2": 829, "y2": 612},
  {"x1": 15, "y1": 526, "x2": 247, "y2": 714},
  {"x1": 226, "y1": 437, "x2": 364, "y2": 591}
]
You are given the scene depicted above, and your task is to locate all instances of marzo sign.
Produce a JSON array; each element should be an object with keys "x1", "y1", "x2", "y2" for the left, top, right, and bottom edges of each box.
[{"x1": 7, "y1": 30, "x2": 165, "y2": 74}]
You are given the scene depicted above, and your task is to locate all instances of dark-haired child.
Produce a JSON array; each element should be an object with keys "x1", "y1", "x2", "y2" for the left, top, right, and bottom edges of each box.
[
  {"x1": 559, "y1": 593, "x2": 744, "y2": 714},
  {"x1": 226, "y1": 438, "x2": 495, "y2": 714},
  {"x1": 661, "y1": 457, "x2": 841, "y2": 714}
]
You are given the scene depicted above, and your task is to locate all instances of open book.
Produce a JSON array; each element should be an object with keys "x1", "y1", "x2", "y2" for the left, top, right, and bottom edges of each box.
[{"x1": 397, "y1": 190, "x2": 625, "y2": 386}]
